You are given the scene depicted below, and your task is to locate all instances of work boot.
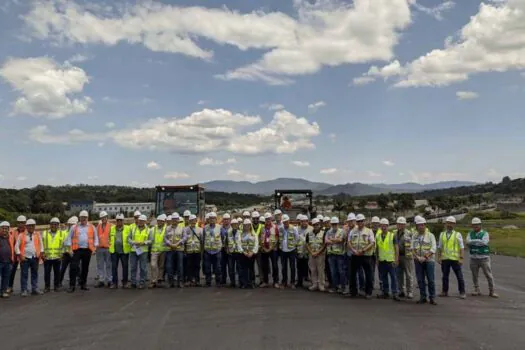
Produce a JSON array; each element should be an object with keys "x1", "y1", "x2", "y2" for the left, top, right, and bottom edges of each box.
[
  {"x1": 319, "y1": 286, "x2": 326, "y2": 292},
  {"x1": 21, "y1": 291, "x2": 29, "y2": 297},
  {"x1": 309, "y1": 285, "x2": 318, "y2": 291},
  {"x1": 489, "y1": 292, "x2": 499, "y2": 298},
  {"x1": 342, "y1": 286, "x2": 350, "y2": 296},
  {"x1": 1, "y1": 292, "x2": 9, "y2": 298},
  {"x1": 109, "y1": 284, "x2": 117, "y2": 289},
  {"x1": 94, "y1": 282, "x2": 104, "y2": 288},
  {"x1": 459, "y1": 294, "x2": 467, "y2": 299},
  {"x1": 471, "y1": 289, "x2": 481, "y2": 296},
  {"x1": 6, "y1": 287, "x2": 13, "y2": 294},
  {"x1": 328, "y1": 288, "x2": 336, "y2": 294},
  {"x1": 393, "y1": 295, "x2": 401, "y2": 302},
  {"x1": 364, "y1": 294, "x2": 372, "y2": 300},
  {"x1": 398, "y1": 292, "x2": 406, "y2": 298},
  {"x1": 438, "y1": 292, "x2": 448, "y2": 297},
  {"x1": 377, "y1": 293, "x2": 389, "y2": 299},
  {"x1": 407, "y1": 292, "x2": 414, "y2": 299},
  {"x1": 149, "y1": 283, "x2": 156, "y2": 289},
  {"x1": 416, "y1": 298, "x2": 427, "y2": 304},
  {"x1": 32, "y1": 289, "x2": 44, "y2": 295},
  {"x1": 67, "y1": 287, "x2": 75, "y2": 293},
  {"x1": 429, "y1": 299, "x2": 438, "y2": 305},
  {"x1": 44, "y1": 287, "x2": 51, "y2": 293},
  {"x1": 80, "y1": 285, "x2": 90, "y2": 291}
]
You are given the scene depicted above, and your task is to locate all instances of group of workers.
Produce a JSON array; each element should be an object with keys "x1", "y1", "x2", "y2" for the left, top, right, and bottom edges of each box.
[{"x1": 0, "y1": 208, "x2": 498, "y2": 305}]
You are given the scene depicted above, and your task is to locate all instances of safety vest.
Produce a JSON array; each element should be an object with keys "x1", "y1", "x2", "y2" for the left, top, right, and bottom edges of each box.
[
  {"x1": 226, "y1": 228, "x2": 242, "y2": 254},
  {"x1": 151, "y1": 225, "x2": 168, "y2": 253},
  {"x1": 260, "y1": 225, "x2": 279, "y2": 252},
  {"x1": 279, "y1": 225, "x2": 297, "y2": 251},
  {"x1": 18, "y1": 232, "x2": 42, "y2": 259},
  {"x1": 413, "y1": 231, "x2": 433, "y2": 257},
  {"x1": 326, "y1": 228, "x2": 344, "y2": 255},
  {"x1": 0, "y1": 235, "x2": 15, "y2": 262},
  {"x1": 96, "y1": 222, "x2": 111, "y2": 249},
  {"x1": 130, "y1": 226, "x2": 149, "y2": 253},
  {"x1": 307, "y1": 230, "x2": 325, "y2": 254},
  {"x1": 349, "y1": 228, "x2": 374, "y2": 256},
  {"x1": 71, "y1": 224, "x2": 96, "y2": 251},
  {"x1": 439, "y1": 230, "x2": 462, "y2": 261},
  {"x1": 42, "y1": 230, "x2": 65, "y2": 260},
  {"x1": 396, "y1": 229, "x2": 413, "y2": 258},
  {"x1": 240, "y1": 232, "x2": 257, "y2": 254},
  {"x1": 109, "y1": 225, "x2": 131, "y2": 254},
  {"x1": 204, "y1": 225, "x2": 222, "y2": 252},
  {"x1": 376, "y1": 230, "x2": 395, "y2": 262},
  {"x1": 169, "y1": 225, "x2": 186, "y2": 252},
  {"x1": 252, "y1": 223, "x2": 263, "y2": 239},
  {"x1": 296, "y1": 231, "x2": 308, "y2": 258},
  {"x1": 468, "y1": 230, "x2": 490, "y2": 256},
  {"x1": 186, "y1": 226, "x2": 202, "y2": 254}
]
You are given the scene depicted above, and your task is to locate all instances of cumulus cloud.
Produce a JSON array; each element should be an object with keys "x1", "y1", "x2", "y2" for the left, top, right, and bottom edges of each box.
[
  {"x1": 383, "y1": 160, "x2": 395, "y2": 166},
  {"x1": 292, "y1": 161, "x2": 310, "y2": 167},
  {"x1": 260, "y1": 103, "x2": 285, "y2": 111},
  {"x1": 0, "y1": 56, "x2": 92, "y2": 118},
  {"x1": 105, "y1": 121, "x2": 116, "y2": 128},
  {"x1": 307, "y1": 101, "x2": 326, "y2": 112},
  {"x1": 456, "y1": 91, "x2": 479, "y2": 100},
  {"x1": 22, "y1": 0, "x2": 414, "y2": 85},
  {"x1": 227, "y1": 169, "x2": 259, "y2": 181},
  {"x1": 67, "y1": 54, "x2": 90, "y2": 63},
  {"x1": 353, "y1": 60, "x2": 404, "y2": 85},
  {"x1": 164, "y1": 172, "x2": 190, "y2": 180},
  {"x1": 199, "y1": 157, "x2": 237, "y2": 166},
  {"x1": 147, "y1": 161, "x2": 161, "y2": 170},
  {"x1": 28, "y1": 125, "x2": 106, "y2": 144},
  {"x1": 413, "y1": 1, "x2": 455, "y2": 21},
  {"x1": 197, "y1": 100, "x2": 209, "y2": 105},
  {"x1": 320, "y1": 168, "x2": 337, "y2": 175}
]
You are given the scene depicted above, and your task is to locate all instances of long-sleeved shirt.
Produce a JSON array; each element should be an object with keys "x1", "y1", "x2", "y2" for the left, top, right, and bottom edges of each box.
[
  {"x1": 65, "y1": 224, "x2": 99, "y2": 248},
  {"x1": 164, "y1": 226, "x2": 189, "y2": 247},
  {"x1": 280, "y1": 225, "x2": 299, "y2": 253},
  {"x1": 15, "y1": 232, "x2": 44, "y2": 258},
  {"x1": 412, "y1": 231, "x2": 437, "y2": 262},
  {"x1": 437, "y1": 230, "x2": 464, "y2": 250},
  {"x1": 466, "y1": 230, "x2": 490, "y2": 259}
]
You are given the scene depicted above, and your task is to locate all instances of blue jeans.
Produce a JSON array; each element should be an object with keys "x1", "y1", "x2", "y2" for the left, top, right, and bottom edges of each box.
[
  {"x1": 378, "y1": 261, "x2": 398, "y2": 295},
  {"x1": 0, "y1": 261, "x2": 12, "y2": 293},
  {"x1": 239, "y1": 254, "x2": 255, "y2": 288},
  {"x1": 415, "y1": 260, "x2": 436, "y2": 300},
  {"x1": 203, "y1": 251, "x2": 221, "y2": 286},
  {"x1": 166, "y1": 251, "x2": 184, "y2": 284},
  {"x1": 441, "y1": 259, "x2": 465, "y2": 294},
  {"x1": 21, "y1": 258, "x2": 39, "y2": 292},
  {"x1": 228, "y1": 253, "x2": 240, "y2": 286},
  {"x1": 111, "y1": 253, "x2": 129, "y2": 285},
  {"x1": 280, "y1": 251, "x2": 297, "y2": 285},
  {"x1": 328, "y1": 255, "x2": 346, "y2": 289},
  {"x1": 130, "y1": 252, "x2": 148, "y2": 286}
]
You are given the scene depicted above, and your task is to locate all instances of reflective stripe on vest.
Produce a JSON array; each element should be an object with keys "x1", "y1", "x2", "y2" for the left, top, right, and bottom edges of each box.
[
  {"x1": 350, "y1": 229, "x2": 374, "y2": 256},
  {"x1": 469, "y1": 231, "x2": 490, "y2": 256},
  {"x1": 376, "y1": 230, "x2": 395, "y2": 262},
  {"x1": 186, "y1": 227, "x2": 202, "y2": 253},
  {"x1": 440, "y1": 231, "x2": 461, "y2": 261},
  {"x1": 414, "y1": 231, "x2": 432, "y2": 257},
  {"x1": 279, "y1": 226, "x2": 297, "y2": 251},
  {"x1": 260, "y1": 225, "x2": 278, "y2": 251},
  {"x1": 170, "y1": 226, "x2": 186, "y2": 252},
  {"x1": 151, "y1": 226, "x2": 168, "y2": 252},
  {"x1": 307, "y1": 230, "x2": 325, "y2": 253},
  {"x1": 226, "y1": 228, "x2": 242, "y2": 253},
  {"x1": 97, "y1": 223, "x2": 111, "y2": 248},
  {"x1": 204, "y1": 225, "x2": 222, "y2": 252},
  {"x1": 396, "y1": 230, "x2": 413, "y2": 258},
  {"x1": 240, "y1": 233, "x2": 257, "y2": 253},
  {"x1": 72, "y1": 224, "x2": 96, "y2": 251},
  {"x1": 43, "y1": 230, "x2": 64, "y2": 260},
  {"x1": 131, "y1": 226, "x2": 149, "y2": 252},
  {"x1": 109, "y1": 225, "x2": 131, "y2": 254},
  {"x1": 327, "y1": 228, "x2": 344, "y2": 255},
  {"x1": 19, "y1": 232, "x2": 42, "y2": 258}
]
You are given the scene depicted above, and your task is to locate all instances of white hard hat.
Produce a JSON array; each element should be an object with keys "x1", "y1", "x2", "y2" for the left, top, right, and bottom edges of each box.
[
  {"x1": 296, "y1": 214, "x2": 303, "y2": 221},
  {"x1": 157, "y1": 214, "x2": 167, "y2": 221},
  {"x1": 380, "y1": 218, "x2": 389, "y2": 225},
  {"x1": 371, "y1": 216, "x2": 380, "y2": 224},
  {"x1": 209, "y1": 212, "x2": 217, "y2": 218},
  {"x1": 138, "y1": 215, "x2": 147, "y2": 221},
  {"x1": 17, "y1": 215, "x2": 27, "y2": 222},
  {"x1": 414, "y1": 215, "x2": 422, "y2": 222},
  {"x1": 0, "y1": 221, "x2": 10, "y2": 227},
  {"x1": 415, "y1": 216, "x2": 427, "y2": 225},
  {"x1": 356, "y1": 214, "x2": 365, "y2": 221},
  {"x1": 323, "y1": 216, "x2": 330, "y2": 222},
  {"x1": 183, "y1": 210, "x2": 191, "y2": 217},
  {"x1": 172, "y1": 213, "x2": 180, "y2": 219},
  {"x1": 231, "y1": 219, "x2": 239, "y2": 224},
  {"x1": 223, "y1": 213, "x2": 231, "y2": 219},
  {"x1": 167, "y1": 215, "x2": 172, "y2": 221},
  {"x1": 316, "y1": 214, "x2": 324, "y2": 220},
  {"x1": 274, "y1": 209, "x2": 282, "y2": 215},
  {"x1": 205, "y1": 213, "x2": 211, "y2": 219},
  {"x1": 116, "y1": 214, "x2": 125, "y2": 220},
  {"x1": 26, "y1": 219, "x2": 36, "y2": 225},
  {"x1": 264, "y1": 212, "x2": 272, "y2": 219},
  {"x1": 396, "y1": 217, "x2": 407, "y2": 224},
  {"x1": 347, "y1": 213, "x2": 356, "y2": 221},
  {"x1": 472, "y1": 217, "x2": 482, "y2": 225},
  {"x1": 243, "y1": 218, "x2": 252, "y2": 225},
  {"x1": 134, "y1": 210, "x2": 141, "y2": 217},
  {"x1": 50, "y1": 217, "x2": 60, "y2": 224},
  {"x1": 79, "y1": 210, "x2": 89, "y2": 217},
  {"x1": 251, "y1": 211, "x2": 260, "y2": 218},
  {"x1": 243, "y1": 211, "x2": 250, "y2": 217},
  {"x1": 99, "y1": 211, "x2": 108, "y2": 218},
  {"x1": 312, "y1": 218, "x2": 320, "y2": 225},
  {"x1": 189, "y1": 214, "x2": 197, "y2": 221},
  {"x1": 446, "y1": 216, "x2": 456, "y2": 224},
  {"x1": 282, "y1": 214, "x2": 290, "y2": 222},
  {"x1": 330, "y1": 217, "x2": 339, "y2": 224},
  {"x1": 67, "y1": 216, "x2": 78, "y2": 225}
]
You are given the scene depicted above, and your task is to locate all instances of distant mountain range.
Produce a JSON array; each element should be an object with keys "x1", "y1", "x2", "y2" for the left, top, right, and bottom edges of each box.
[{"x1": 202, "y1": 178, "x2": 477, "y2": 196}]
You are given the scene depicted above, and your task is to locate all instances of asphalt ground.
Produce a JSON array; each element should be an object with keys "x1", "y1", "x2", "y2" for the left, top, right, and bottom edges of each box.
[{"x1": 1, "y1": 254, "x2": 524, "y2": 350}]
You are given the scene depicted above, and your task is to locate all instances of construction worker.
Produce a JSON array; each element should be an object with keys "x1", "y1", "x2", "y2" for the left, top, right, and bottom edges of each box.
[
  {"x1": 259, "y1": 212, "x2": 280, "y2": 288},
  {"x1": 438, "y1": 216, "x2": 466, "y2": 299},
  {"x1": 0, "y1": 221, "x2": 15, "y2": 298},
  {"x1": 347, "y1": 214, "x2": 375, "y2": 299},
  {"x1": 296, "y1": 214, "x2": 310, "y2": 288},
  {"x1": 15, "y1": 218, "x2": 44, "y2": 296},
  {"x1": 185, "y1": 215, "x2": 203, "y2": 286},
  {"x1": 412, "y1": 216, "x2": 437, "y2": 305},
  {"x1": 7, "y1": 215, "x2": 26, "y2": 294},
  {"x1": 395, "y1": 217, "x2": 414, "y2": 299},
  {"x1": 306, "y1": 218, "x2": 326, "y2": 291},
  {"x1": 322, "y1": 216, "x2": 332, "y2": 288},
  {"x1": 239, "y1": 218, "x2": 259, "y2": 289},
  {"x1": 225, "y1": 218, "x2": 242, "y2": 287},
  {"x1": 42, "y1": 217, "x2": 65, "y2": 292},
  {"x1": 376, "y1": 218, "x2": 400, "y2": 301},
  {"x1": 128, "y1": 215, "x2": 150, "y2": 289},
  {"x1": 251, "y1": 211, "x2": 263, "y2": 286},
  {"x1": 149, "y1": 214, "x2": 167, "y2": 288},
  {"x1": 95, "y1": 211, "x2": 112, "y2": 288},
  {"x1": 279, "y1": 214, "x2": 299, "y2": 289},
  {"x1": 325, "y1": 217, "x2": 346, "y2": 294},
  {"x1": 165, "y1": 214, "x2": 187, "y2": 288},
  {"x1": 59, "y1": 216, "x2": 78, "y2": 288},
  {"x1": 273, "y1": 209, "x2": 283, "y2": 225},
  {"x1": 344, "y1": 213, "x2": 358, "y2": 296},
  {"x1": 369, "y1": 216, "x2": 380, "y2": 291},
  {"x1": 220, "y1": 213, "x2": 232, "y2": 286},
  {"x1": 109, "y1": 214, "x2": 130, "y2": 289},
  {"x1": 181, "y1": 210, "x2": 191, "y2": 283},
  {"x1": 203, "y1": 212, "x2": 222, "y2": 287},
  {"x1": 65, "y1": 211, "x2": 98, "y2": 292},
  {"x1": 131, "y1": 211, "x2": 141, "y2": 229},
  {"x1": 466, "y1": 217, "x2": 498, "y2": 298}
]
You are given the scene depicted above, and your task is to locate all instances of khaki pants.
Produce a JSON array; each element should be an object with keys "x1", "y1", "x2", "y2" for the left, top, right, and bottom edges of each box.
[
  {"x1": 397, "y1": 256, "x2": 414, "y2": 295},
  {"x1": 470, "y1": 258, "x2": 495, "y2": 292},
  {"x1": 150, "y1": 252, "x2": 166, "y2": 283},
  {"x1": 309, "y1": 253, "x2": 326, "y2": 288}
]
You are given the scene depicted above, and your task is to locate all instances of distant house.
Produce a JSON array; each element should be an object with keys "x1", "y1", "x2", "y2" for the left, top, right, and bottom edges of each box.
[
  {"x1": 68, "y1": 200, "x2": 94, "y2": 214},
  {"x1": 365, "y1": 202, "x2": 378, "y2": 210},
  {"x1": 92, "y1": 202, "x2": 155, "y2": 217}
]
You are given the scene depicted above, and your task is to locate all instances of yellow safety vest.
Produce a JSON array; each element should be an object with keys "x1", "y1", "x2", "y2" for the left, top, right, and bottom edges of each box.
[
  {"x1": 413, "y1": 231, "x2": 434, "y2": 257},
  {"x1": 204, "y1": 225, "x2": 222, "y2": 252},
  {"x1": 326, "y1": 228, "x2": 344, "y2": 255},
  {"x1": 151, "y1": 225, "x2": 168, "y2": 253},
  {"x1": 307, "y1": 230, "x2": 325, "y2": 254},
  {"x1": 169, "y1": 225, "x2": 187, "y2": 252},
  {"x1": 350, "y1": 228, "x2": 374, "y2": 256},
  {"x1": 42, "y1": 230, "x2": 65, "y2": 260},
  {"x1": 226, "y1": 228, "x2": 242, "y2": 254},
  {"x1": 240, "y1": 232, "x2": 257, "y2": 254},
  {"x1": 130, "y1": 226, "x2": 149, "y2": 252},
  {"x1": 376, "y1": 230, "x2": 395, "y2": 262},
  {"x1": 186, "y1": 226, "x2": 202, "y2": 254},
  {"x1": 279, "y1": 225, "x2": 298, "y2": 251},
  {"x1": 440, "y1": 231, "x2": 461, "y2": 261},
  {"x1": 396, "y1": 229, "x2": 413, "y2": 258},
  {"x1": 109, "y1": 225, "x2": 131, "y2": 254}
]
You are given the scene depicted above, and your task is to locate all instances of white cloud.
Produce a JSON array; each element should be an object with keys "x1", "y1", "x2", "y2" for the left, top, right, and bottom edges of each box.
[
  {"x1": 197, "y1": 100, "x2": 209, "y2": 105},
  {"x1": 413, "y1": 1, "x2": 455, "y2": 21},
  {"x1": 487, "y1": 168, "x2": 502, "y2": 179},
  {"x1": 16, "y1": 176, "x2": 27, "y2": 181},
  {"x1": 260, "y1": 103, "x2": 285, "y2": 111},
  {"x1": 307, "y1": 101, "x2": 326, "y2": 112},
  {"x1": 102, "y1": 96, "x2": 118, "y2": 103},
  {"x1": 141, "y1": 97, "x2": 154, "y2": 104},
  {"x1": 320, "y1": 168, "x2": 337, "y2": 175},
  {"x1": 0, "y1": 56, "x2": 92, "y2": 118},
  {"x1": 28, "y1": 125, "x2": 106, "y2": 144},
  {"x1": 147, "y1": 161, "x2": 161, "y2": 170},
  {"x1": 67, "y1": 54, "x2": 90, "y2": 63},
  {"x1": 409, "y1": 170, "x2": 468, "y2": 183},
  {"x1": 105, "y1": 121, "x2": 116, "y2": 128},
  {"x1": 367, "y1": 171, "x2": 382, "y2": 178},
  {"x1": 23, "y1": 0, "x2": 414, "y2": 85},
  {"x1": 352, "y1": 76, "x2": 376, "y2": 86},
  {"x1": 292, "y1": 161, "x2": 310, "y2": 167},
  {"x1": 97, "y1": 142, "x2": 104, "y2": 147},
  {"x1": 227, "y1": 169, "x2": 259, "y2": 181},
  {"x1": 383, "y1": 160, "x2": 395, "y2": 167},
  {"x1": 456, "y1": 91, "x2": 479, "y2": 100},
  {"x1": 164, "y1": 172, "x2": 190, "y2": 180},
  {"x1": 87, "y1": 175, "x2": 98, "y2": 180},
  {"x1": 199, "y1": 157, "x2": 237, "y2": 166},
  {"x1": 353, "y1": 60, "x2": 404, "y2": 85},
  {"x1": 396, "y1": 0, "x2": 525, "y2": 87},
  {"x1": 399, "y1": 172, "x2": 405, "y2": 176}
]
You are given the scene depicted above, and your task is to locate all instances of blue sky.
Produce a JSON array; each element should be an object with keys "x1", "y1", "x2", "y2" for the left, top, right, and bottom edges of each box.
[{"x1": 0, "y1": 0, "x2": 524, "y2": 189}]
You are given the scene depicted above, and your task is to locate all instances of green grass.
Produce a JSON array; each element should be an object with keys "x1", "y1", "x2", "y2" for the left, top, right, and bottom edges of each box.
[{"x1": 456, "y1": 225, "x2": 525, "y2": 258}]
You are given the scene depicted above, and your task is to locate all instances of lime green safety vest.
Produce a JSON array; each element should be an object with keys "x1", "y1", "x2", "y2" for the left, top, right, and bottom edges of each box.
[
  {"x1": 43, "y1": 230, "x2": 65, "y2": 260},
  {"x1": 151, "y1": 225, "x2": 168, "y2": 253},
  {"x1": 468, "y1": 230, "x2": 490, "y2": 256},
  {"x1": 130, "y1": 226, "x2": 149, "y2": 252},
  {"x1": 109, "y1": 225, "x2": 131, "y2": 254},
  {"x1": 307, "y1": 230, "x2": 325, "y2": 254},
  {"x1": 376, "y1": 230, "x2": 395, "y2": 262},
  {"x1": 186, "y1": 226, "x2": 202, "y2": 254},
  {"x1": 440, "y1": 231, "x2": 462, "y2": 261},
  {"x1": 204, "y1": 225, "x2": 222, "y2": 252},
  {"x1": 240, "y1": 232, "x2": 257, "y2": 254},
  {"x1": 326, "y1": 228, "x2": 344, "y2": 255}
]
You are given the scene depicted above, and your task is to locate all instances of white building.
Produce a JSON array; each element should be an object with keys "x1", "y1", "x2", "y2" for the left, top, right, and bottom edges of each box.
[{"x1": 91, "y1": 202, "x2": 155, "y2": 216}]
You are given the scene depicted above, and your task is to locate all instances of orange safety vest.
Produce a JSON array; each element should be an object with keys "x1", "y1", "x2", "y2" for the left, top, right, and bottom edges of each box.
[
  {"x1": 0, "y1": 235, "x2": 15, "y2": 262},
  {"x1": 72, "y1": 224, "x2": 96, "y2": 252},
  {"x1": 97, "y1": 222, "x2": 111, "y2": 249},
  {"x1": 19, "y1": 232, "x2": 42, "y2": 259}
]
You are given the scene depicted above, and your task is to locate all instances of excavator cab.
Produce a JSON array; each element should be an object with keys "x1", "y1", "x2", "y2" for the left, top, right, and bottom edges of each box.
[
  {"x1": 154, "y1": 185, "x2": 205, "y2": 222},
  {"x1": 274, "y1": 189, "x2": 316, "y2": 222}
]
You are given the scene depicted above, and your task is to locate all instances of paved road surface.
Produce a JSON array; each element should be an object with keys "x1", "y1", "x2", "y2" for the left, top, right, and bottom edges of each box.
[{"x1": 1, "y1": 254, "x2": 524, "y2": 350}]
